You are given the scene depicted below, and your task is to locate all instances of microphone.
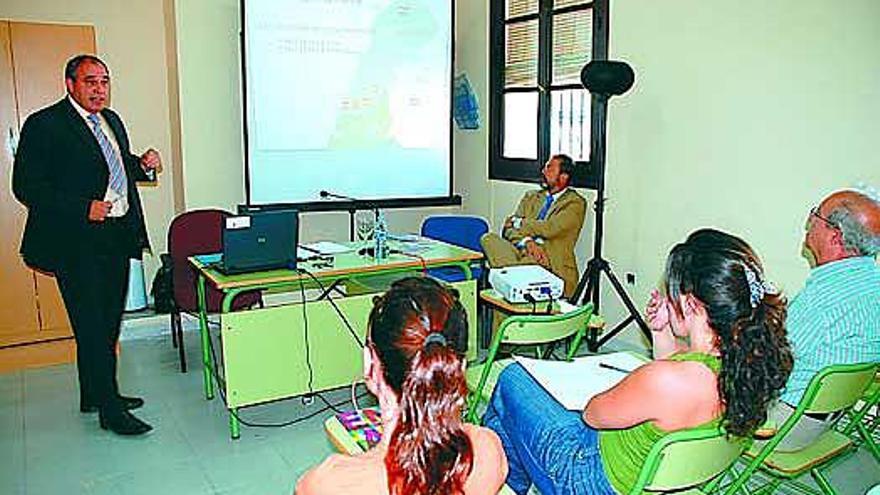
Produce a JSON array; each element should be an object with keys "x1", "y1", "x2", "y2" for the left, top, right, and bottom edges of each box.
[{"x1": 319, "y1": 190, "x2": 358, "y2": 202}]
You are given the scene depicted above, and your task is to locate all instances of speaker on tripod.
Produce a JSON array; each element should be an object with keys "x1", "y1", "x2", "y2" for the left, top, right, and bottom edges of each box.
[{"x1": 571, "y1": 60, "x2": 652, "y2": 351}]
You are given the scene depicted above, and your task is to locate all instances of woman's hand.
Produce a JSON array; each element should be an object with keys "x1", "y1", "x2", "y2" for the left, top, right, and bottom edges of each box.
[{"x1": 646, "y1": 289, "x2": 671, "y2": 332}]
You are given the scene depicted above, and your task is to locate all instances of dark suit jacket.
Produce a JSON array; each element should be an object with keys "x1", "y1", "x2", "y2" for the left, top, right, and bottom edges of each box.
[{"x1": 12, "y1": 98, "x2": 151, "y2": 272}]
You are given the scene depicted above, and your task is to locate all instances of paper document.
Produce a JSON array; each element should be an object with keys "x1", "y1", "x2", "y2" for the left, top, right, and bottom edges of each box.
[
  {"x1": 513, "y1": 352, "x2": 650, "y2": 410},
  {"x1": 388, "y1": 233, "x2": 422, "y2": 242},
  {"x1": 300, "y1": 241, "x2": 354, "y2": 255}
]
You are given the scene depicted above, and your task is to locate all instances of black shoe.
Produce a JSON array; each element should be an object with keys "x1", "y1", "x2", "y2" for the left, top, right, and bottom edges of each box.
[
  {"x1": 99, "y1": 410, "x2": 153, "y2": 436},
  {"x1": 81, "y1": 395, "x2": 145, "y2": 413}
]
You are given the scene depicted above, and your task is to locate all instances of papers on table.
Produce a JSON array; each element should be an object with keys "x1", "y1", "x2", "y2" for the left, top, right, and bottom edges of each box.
[
  {"x1": 512, "y1": 352, "x2": 650, "y2": 410},
  {"x1": 299, "y1": 241, "x2": 355, "y2": 256},
  {"x1": 388, "y1": 233, "x2": 422, "y2": 242}
]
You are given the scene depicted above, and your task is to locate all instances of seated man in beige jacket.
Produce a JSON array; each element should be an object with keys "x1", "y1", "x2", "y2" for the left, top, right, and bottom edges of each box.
[{"x1": 481, "y1": 154, "x2": 587, "y2": 297}]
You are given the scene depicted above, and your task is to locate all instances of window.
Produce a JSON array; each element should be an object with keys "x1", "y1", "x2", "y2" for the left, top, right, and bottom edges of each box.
[{"x1": 489, "y1": 0, "x2": 608, "y2": 188}]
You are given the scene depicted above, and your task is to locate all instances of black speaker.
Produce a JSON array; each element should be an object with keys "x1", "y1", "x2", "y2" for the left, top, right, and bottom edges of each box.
[{"x1": 580, "y1": 60, "x2": 635, "y2": 96}]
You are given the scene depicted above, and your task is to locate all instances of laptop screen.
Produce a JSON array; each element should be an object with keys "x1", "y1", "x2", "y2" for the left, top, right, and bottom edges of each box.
[{"x1": 221, "y1": 209, "x2": 298, "y2": 274}]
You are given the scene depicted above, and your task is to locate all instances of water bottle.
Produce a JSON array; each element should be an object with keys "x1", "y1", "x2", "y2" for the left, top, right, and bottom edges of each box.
[{"x1": 374, "y1": 210, "x2": 388, "y2": 261}]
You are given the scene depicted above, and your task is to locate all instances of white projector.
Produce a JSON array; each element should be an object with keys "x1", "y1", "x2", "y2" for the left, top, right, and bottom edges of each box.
[{"x1": 489, "y1": 265, "x2": 565, "y2": 303}]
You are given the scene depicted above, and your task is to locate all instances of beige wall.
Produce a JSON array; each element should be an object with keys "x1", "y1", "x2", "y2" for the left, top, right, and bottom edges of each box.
[
  {"x1": 1, "y1": 0, "x2": 178, "y2": 285},
  {"x1": 598, "y1": 0, "x2": 880, "y2": 346},
  {"x1": 463, "y1": 0, "x2": 880, "y2": 348}
]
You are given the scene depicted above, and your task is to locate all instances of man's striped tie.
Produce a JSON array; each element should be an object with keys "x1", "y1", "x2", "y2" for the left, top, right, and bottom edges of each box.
[
  {"x1": 537, "y1": 194, "x2": 554, "y2": 220},
  {"x1": 87, "y1": 113, "x2": 127, "y2": 194}
]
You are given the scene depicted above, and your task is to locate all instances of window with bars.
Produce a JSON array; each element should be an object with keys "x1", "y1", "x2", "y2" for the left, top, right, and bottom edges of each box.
[{"x1": 489, "y1": 0, "x2": 607, "y2": 187}]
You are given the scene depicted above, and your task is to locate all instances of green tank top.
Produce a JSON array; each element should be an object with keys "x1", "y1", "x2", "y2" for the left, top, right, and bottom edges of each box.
[{"x1": 598, "y1": 352, "x2": 722, "y2": 494}]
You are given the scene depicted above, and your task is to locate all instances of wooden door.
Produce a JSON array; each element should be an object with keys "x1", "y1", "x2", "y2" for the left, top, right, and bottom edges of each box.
[
  {"x1": 0, "y1": 21, "x2": 41, "y2": 343},
  {"x1": 1, "y1": 21, "x2": 96, "y2": 342}
]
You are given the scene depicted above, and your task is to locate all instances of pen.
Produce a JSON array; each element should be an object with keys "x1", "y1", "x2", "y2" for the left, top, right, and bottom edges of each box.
[
  {"x1": 599, "y1": 362, "x2": 632, "y2": 374},
  {"x1": 299, "y1": 244, "x2": 321, "y2": 254}
]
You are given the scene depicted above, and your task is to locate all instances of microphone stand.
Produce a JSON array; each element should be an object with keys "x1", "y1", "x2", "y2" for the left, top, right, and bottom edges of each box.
[
  {"x1": 570, "y1": 91, "x2": 651, "y2": 352},
  {"x1": 319, "y1": 190, "x2": 364, "y2": 241}
]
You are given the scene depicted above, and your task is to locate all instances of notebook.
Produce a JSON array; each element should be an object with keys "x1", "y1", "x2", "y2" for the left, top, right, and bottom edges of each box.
[
  {"x1": 513, "y1": 352, "x2": 649, "y2": 410},
  {"x1": 218, "y1": 209, "x2": 298, "y2": 274}
]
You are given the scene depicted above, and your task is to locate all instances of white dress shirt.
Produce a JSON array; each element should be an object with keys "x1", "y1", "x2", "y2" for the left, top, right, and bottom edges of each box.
[{"x1": 68, "y1": 95, "x2": 129, "y2": 217}]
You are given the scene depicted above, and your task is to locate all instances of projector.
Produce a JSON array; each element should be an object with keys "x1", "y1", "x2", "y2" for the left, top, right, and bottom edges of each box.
[{"x1": 489, "y1": 265, "x2": 565, "y2": 304}]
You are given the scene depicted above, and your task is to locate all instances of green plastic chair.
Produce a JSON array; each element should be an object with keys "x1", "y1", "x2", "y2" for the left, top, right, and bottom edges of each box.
[
  {"x1": 629, "y1": 426, "x2": 746, "y2": 495},
  {"x1": 464, "y1": 302, "x2": 594, "y2": 423},
  {"x1": 722, "y1": 362, "x2": 879, "y2": 495},
  {"x1": 493, "y1": 426, "x2": 742, "y2": 495},
  {"x1": 837, "y1": 372, "x2": 880, "y2": 463}
]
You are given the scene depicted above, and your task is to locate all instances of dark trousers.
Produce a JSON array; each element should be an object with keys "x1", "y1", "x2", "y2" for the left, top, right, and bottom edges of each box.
[{"x1": 55, "y1": 252, "x2": 130, "y2": 412}]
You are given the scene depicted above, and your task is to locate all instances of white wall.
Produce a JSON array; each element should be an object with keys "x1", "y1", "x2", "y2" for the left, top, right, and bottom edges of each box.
[
  {"x1": 596, "y1": 0, "x2": 880, "y2": 345},
  {"x1": 458, "y1": 0, "x2": 880, "y2": 348}
]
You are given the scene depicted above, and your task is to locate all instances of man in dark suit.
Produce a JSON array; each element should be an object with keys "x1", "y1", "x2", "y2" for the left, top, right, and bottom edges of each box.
[{"x1": 12, "y1": 55, "x2": 160, "y2": 435}]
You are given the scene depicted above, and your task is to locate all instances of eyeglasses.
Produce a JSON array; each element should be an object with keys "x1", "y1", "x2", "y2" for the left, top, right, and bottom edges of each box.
[{"x1": 807, "y1": 206, "x2": 838, "y2": 230}]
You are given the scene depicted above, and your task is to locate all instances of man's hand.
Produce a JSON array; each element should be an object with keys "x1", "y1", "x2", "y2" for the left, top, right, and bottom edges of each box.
[
  {"x1": 139, "y1": 148, "x2": 162, "y2": 175},
  {"x1": 646, "y1": 289, "x2": 671, "y2": 332},
  {"x1": 88, "y1": 200, "x2": 113, "y2": 222},
  {"x1": 524, "y1": 239, "x2": 549, "y2": 266}
]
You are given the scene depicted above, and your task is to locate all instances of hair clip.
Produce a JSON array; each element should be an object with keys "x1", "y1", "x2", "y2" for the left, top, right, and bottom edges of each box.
[
  {"x1": 423, "y1": 332, "x2": 447, "y2": 348},
  {"x1": 744, "y1": 265, "x2": 777, "y2": 308}
]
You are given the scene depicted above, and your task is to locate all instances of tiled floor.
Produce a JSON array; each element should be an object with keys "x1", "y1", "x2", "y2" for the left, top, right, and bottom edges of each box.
[
  {"x1": 0, "y1": 321, "x2": 364, "y2": 495},
  {"x1": 1, "y1": 318, "x2": 878, "y2": 495}
]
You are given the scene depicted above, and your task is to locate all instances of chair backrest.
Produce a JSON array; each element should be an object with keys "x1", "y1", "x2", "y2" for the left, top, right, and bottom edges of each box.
[
  {"x1": 421, "y1": 215, "x2": 489, "y2": 252},
  {"x1": 801, "y1": 362, "x2": 879, "y2": 415},
  {"x1": 167, "y1": 209, "x2": 232, "y2": 311},
  {"x1": 633, "y1": 427, "x2": 745, "y2": 493},
  {"x1": 498, "y1": 303, "x2": 594, "y2": 346}
]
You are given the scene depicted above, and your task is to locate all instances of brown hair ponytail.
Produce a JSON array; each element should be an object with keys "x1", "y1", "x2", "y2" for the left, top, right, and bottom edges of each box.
[
  {"x1": 368, "y1": 277, "x2": 473, "y2": 495},
  {"x1": 665, "y1": 229, "x2": 793, "y2": 437}
]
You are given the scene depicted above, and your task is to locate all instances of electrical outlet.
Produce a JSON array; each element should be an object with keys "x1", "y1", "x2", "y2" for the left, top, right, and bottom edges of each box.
[{"x1": 625, "y1": 272, "x2": 636, "y2": 285}]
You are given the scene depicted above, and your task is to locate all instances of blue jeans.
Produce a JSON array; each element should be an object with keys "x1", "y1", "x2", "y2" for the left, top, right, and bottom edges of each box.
[{"x1": 483, "y1": 364, "x2": 617, "y2": 495}]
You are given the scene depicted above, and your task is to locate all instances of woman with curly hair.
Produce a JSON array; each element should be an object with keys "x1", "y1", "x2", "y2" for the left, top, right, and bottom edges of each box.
[
  {"x1": 483, "y1": 228, "x2": 793, "y2": 494},
  {"x1": 296, "y1": 277, "x2": 507, "y2": 495}
]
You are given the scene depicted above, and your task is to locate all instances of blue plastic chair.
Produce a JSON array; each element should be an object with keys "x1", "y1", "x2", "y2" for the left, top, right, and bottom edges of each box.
[{"x1": 420, "y1": 215, "x2": 489, "y2": 282}]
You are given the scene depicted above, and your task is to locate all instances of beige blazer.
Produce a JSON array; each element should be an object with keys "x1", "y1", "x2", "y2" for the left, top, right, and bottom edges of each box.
[{"x1": 503, "y1": 188, "x2": 587, "y2": 294}]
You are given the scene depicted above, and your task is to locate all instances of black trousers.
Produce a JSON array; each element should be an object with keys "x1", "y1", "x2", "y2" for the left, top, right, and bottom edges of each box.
[{"x1": 55, "y1": 251, "x2": 130, "y2": 412}]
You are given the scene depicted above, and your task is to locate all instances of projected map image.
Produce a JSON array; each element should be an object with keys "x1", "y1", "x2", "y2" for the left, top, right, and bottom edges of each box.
[
  {"x1": 244, "y1": 0, "x2": 452, "y2": 204},
  {"x1": 248, "y1": 0, "x2": 448, "y2": 152}
]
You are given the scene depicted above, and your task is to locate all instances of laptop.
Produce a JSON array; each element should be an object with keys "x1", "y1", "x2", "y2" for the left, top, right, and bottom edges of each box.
[{"x1": 219, "y1": 209, "x2": 298, "y2": 274}]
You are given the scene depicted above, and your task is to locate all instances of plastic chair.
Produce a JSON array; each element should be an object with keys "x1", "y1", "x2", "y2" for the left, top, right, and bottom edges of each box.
[
  {"x1": 837, "y1": 371, "x2": 880, "y2": 462},
  {"x1": 167, "y1": 209, "x2": 262, "y2": 372},
  {"x1": 420, "y1": 215, "x2": 489, "y2": 282},
  {"x1": 464, "y1": 302, "x2": 593, "y2": 423},
  {"x1": 629, "y1": 426, "x2": 746, "y2": 495},
  {"x1": 722, "y1": 362, "x2": 879, "y2": 495}
]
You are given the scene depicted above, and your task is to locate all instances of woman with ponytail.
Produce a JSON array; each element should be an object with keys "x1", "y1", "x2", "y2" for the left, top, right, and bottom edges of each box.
[
  {"x1": 296, "y1": 277, "x2": 507, "y2": 495},
  {"x1": 484, "y1": 228, "x2": 793, "y2": 495}
]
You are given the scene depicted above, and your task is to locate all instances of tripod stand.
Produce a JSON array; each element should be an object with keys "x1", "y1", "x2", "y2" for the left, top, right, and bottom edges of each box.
[{"x1": 570, "y1": 62, "x2": 651, "y2": 352}]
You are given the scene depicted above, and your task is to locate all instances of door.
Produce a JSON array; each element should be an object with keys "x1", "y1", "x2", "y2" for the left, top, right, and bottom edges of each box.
[
  {"x1": 0, "y1": 21, "x2": 40, "y2": 342},
  {"x1": 0, "y1": 21, "x2": 95, "y2": 345}
]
